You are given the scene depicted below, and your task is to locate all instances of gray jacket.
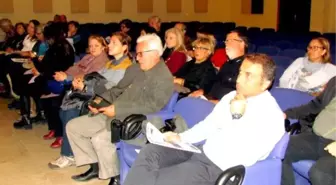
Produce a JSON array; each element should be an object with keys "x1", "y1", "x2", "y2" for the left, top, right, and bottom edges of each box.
[{"x1": 107, "y1": 61, "x2": 174, "y2": 129}]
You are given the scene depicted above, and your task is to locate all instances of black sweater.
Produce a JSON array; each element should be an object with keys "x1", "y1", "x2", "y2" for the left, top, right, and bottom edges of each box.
[
  {"x1": 35, "y1": 39, "x2": 75, "y2": 79},
  {"x1": 175, "y1": 58, "x2": 217, "y2": 93}
]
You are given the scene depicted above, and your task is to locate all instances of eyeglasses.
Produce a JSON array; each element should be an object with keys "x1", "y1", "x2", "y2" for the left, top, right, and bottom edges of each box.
[
  {"x1": 136, "y1": 50, "x2": 155, "y2": 57},
  {"x1": 193, "y1": 46, "x2": 210, "y2": 51},
  {"x1": 224, "y1": 39, "x2": 243, "y2": 43},
  {"x1": 307, "y1": 46, "x2": 324, "y2": 51}
]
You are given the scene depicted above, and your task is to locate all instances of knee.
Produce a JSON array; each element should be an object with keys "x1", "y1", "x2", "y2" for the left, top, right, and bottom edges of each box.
[
  {"x1": 66, "y1": 117, "x2": 80, "y2": 133},
  {"x1": 309, "y1": 162, "x2": 335, "y2": 185}
]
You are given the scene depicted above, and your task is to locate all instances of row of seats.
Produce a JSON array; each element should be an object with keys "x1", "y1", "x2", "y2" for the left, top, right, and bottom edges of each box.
[{"x1": 116, "y1": 87, "x2": 314, "y2": 185}]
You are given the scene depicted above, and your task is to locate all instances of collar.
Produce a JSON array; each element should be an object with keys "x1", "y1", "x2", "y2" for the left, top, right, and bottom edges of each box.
[
  {"x1": 228, "y1": 55, "x2": 245, "y2": 63},
  {"x1": 112, "y1": 55, "x2": 128, "y2": 65},
  {"x1": 245, "y1": 90, "x2": 270, "y2": 103}
]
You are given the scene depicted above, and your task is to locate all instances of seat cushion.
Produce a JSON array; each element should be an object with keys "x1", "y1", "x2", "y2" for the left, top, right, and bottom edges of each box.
[
  {"x1": 120, "y1": 142, "x2": 141, "y2": 167},
  {"x1": 292, "y1": 160, "x2": 316, "y2": 179}
]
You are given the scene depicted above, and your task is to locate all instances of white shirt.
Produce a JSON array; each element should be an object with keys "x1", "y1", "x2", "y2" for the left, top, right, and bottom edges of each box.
[
  {"x1": 279, "y1": 57, "x2": 336, "y2": 93},
  {"x1": 21, "y1": 35, "x2": 37, "y2": 52},
  {"x1": 179, "y1": 91, "x2": 285, "y2": 171}
]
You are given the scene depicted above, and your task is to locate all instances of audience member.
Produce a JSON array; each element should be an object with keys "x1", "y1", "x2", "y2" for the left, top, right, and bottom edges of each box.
[
  {"x1": 13, "y1": 23, "x2": 75, "y2": 129},
  {"x1": 282, "y1": 76, "x2": 336, "y2": 185},
  {"x1": 65, "y1": 34, "x2": 173, "y2": 184},
  {"x1": 124, "y1": 53, "x2": 284, "y2": 185},
  {"x1": 189, "y1": 30, "x2": 248, "y2": 103},
  {"x1": 42, "y1": 35, "x2": 109, "y2": 148},
  {"x1": 280, "y1": 37, "x2": 336, "y2": 96},
  {"x1": 162, "y1": 28, "x2": 187, "y2": 74},
  {"x1": 48, "y1": 32, "x2": 131, "y2": 166},
  {"x1": 174, "y1": 37, "x2": 216, "y2": 97}
]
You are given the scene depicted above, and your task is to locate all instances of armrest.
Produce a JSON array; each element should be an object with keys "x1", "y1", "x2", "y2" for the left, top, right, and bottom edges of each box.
[
  {"x1": 215, "y1": 165, "x2": 245, "y2": 185},
  {"x1": 146, "y1": 111, "x2": 175, "y2": 121}
]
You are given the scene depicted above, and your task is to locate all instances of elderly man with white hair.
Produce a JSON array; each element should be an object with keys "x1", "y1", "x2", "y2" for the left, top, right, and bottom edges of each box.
[{"x1": 66, "y1": 34, "x2": 174, "y2": 185}]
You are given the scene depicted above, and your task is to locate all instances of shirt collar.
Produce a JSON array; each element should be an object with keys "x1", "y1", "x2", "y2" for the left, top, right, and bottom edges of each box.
[
  {"x1": 112, "y1": 55, "x2": 128, "y2": 65},
  {"x1": 228, "y1": 55, "x2": 245, "y2": 63},
  {"x1": 245, "y1": 90, "x2": 270, "y2": 103}
]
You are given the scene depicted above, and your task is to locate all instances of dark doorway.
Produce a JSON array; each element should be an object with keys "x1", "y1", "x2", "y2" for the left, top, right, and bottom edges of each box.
[{"x1": 278, "y1": 0, "x2": 312, "y2": 33}]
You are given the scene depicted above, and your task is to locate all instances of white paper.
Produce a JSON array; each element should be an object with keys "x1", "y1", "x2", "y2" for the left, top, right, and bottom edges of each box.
[
  {"x1": 24, "y1": 69, "x2": 33, "y2": 75},
  {"x1": 146, "y1": 122, "x2": 201, "y2": 153},
  {"x1": 12, "y1": 58, "x2": 29, "y2": 63},
  {"x1": 199, "y1": 95, "x2": 208, "y2": 100},
  {"x1": 28, "y1": 75, "x2": 39, "y2": 84}
]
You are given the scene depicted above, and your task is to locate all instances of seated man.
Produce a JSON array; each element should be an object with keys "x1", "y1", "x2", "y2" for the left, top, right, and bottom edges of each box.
[
  {"x1": 66, "y1": 34, "x2": 174, "y2": 184},
  {"x1": 282, "y1": 76, "x2": 336, "y2": 185},
  {"x1": 189, "y1": 30, "x2": 248, "y2": 104},
  {"x1": 124, "y1": 53, "x2": 285, "y2": 185}
]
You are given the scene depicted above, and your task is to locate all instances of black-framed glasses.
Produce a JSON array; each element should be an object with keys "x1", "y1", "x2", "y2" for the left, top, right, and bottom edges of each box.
[
  {"x1": 224, "y1": 39, "x2": 243, "y2": 43},
  {"x1": 136, "y1": 49, "x2": 156, "y2": 57}
]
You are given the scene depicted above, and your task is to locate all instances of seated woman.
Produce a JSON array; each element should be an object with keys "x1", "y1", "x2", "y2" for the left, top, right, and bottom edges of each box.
[
  {"x1": 41, "y1": 35, "x2": 109, "y2": 147},
  {"x1": 13, "y1": 22, "x2": 75, "y2": 129},
  {"x1": 7, "y1": 20, "x2": 40, "y2": 57},
  {"x1": 279, "y1": 37, "x2": 336, "y2": 96},
  {"x1": 162, "y1": 28, "x2": 187, "y2": 75},
  {"x1": 174, "y1": 37, "x2": 217, "y2": 98},
  {"x1": 0, "y1": 21, "x2": 26, "y2": 96},
  {"x1": 47, "y1": 32, "x2": 133, "y2": 168},
  {"x1": 66, "y1": 21, "x2": 82, "y2": 54},
  {"x1": 0, "y1": 21, "x2": 26, "y2": 52}
]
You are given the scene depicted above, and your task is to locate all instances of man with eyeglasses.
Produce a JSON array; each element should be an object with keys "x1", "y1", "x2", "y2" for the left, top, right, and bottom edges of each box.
[
  {"x1": 65, "y1": 34, "x2": 174, "y2": 185},
  {"x1": 189, "y1": 30, "x2": 248, "y2": 104}
]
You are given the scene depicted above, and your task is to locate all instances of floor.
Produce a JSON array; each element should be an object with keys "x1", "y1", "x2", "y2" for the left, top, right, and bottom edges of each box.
[{"x1": 0, "y1": 98, "x2": 108, "y2": 185}]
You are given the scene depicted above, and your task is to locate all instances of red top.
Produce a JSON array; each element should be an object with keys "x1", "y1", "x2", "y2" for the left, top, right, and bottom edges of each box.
[
  {"x1": 165, "y1": 51, "x2": 187, "y2": 74},
  {"x1": 211, "y1": 48, "x2": 228, "y2": 68}
]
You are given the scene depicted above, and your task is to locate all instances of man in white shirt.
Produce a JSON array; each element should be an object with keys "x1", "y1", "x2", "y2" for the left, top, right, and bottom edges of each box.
[{"x1": 124, "y1": 53, "x2": 285, "y2": 185}]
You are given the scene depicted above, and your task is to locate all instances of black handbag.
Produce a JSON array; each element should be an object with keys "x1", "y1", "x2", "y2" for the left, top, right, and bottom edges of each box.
[{"x1": 110, "y1": 114, "x2": 147, "y2": 143}]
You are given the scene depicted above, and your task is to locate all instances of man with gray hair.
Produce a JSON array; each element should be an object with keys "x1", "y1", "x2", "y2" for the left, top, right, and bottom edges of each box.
[{"x1": 66, "y1": 33, "x2": 174, "y2": 185}]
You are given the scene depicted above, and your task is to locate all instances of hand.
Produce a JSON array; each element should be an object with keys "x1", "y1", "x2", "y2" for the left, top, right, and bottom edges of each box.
[
  {"x1": 67, "y1": 31, "x2": 72, "y2": 37},
  {"x1": 30, "y1": 51, "x2": 37, "y2": 58},
  {"x1": 163, "y1": 131, "x2": 181, "y2": 144},
  {"x1": 72, "y1": 78, "x2": 84, "y2": 90},
  {"x1": 283, "y1": 113, "x2": 287, "y2": 119},
  {"x1": 38, "y1": 55, "x2": 44, "y2": 61},
  {"x1": 88, "y1": 105, "x2": 99, "y2": 115},
  {"x1": 173, "y1": 78, "x2": 185, "y2": 86},
  {"x1": 31, "y1": 67, "x2": 40, "y2": 76},
  {"x1": 324, "y1": 142, "x2": 336, "y2": 157},
  {"x1": 98, "y1": 105, "x2": 115, "y2": 117},
  {"x1": 54, "y1": 71, "x2": 67, "y2": 82},
  {"x1": 188, "y1": 89, "x2": 204, "y2": 97},
  {"x1": 5, "y1": 48, "x2": 14, "y2": 53},
  {"x1": 230, "y1": 94, "x2": 247, "y2": 119}
]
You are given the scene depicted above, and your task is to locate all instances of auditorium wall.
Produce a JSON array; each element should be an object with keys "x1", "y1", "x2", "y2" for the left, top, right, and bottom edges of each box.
[{"x1": 0, "y1": 0, "x2": 334, "y2": 32}]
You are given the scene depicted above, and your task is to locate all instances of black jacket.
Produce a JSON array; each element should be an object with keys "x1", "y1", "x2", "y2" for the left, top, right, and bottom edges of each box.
[
  {"x1": 35, "y1": 39, "x2": 75, "y2": 79},
  {"x1": 285, "y1": 76, "x2": 336, "y2": 131},
  {"x1": 175, "y1": 58, "x2": 217, "y2": 93}
]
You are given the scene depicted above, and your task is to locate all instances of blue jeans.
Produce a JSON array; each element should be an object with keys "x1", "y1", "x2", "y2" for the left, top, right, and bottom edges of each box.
[{"x1": 59, "y1": 108, "x2": 80, "y2": 156}]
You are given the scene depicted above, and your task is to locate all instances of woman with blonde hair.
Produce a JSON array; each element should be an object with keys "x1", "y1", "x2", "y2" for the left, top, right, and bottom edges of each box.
[
  {"x1": 280, "y1": 37, "x2": 336, "y2": 96},
  {"x1": 174, "y1": 37, "x2": 217, "y2": 97},
  {"x1": 162, "y1": 27, "x2": 187, "y2": 74}
]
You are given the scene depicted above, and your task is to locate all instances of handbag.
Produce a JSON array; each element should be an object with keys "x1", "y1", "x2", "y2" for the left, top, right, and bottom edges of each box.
[{"x1": 110, "y1": 114, "x2": 147, "y2": 143}]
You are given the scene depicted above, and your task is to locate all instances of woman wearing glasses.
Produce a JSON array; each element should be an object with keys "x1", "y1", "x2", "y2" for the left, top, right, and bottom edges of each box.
[
  {"x1": 279, "y1": 37, "x2": 336, "y2": 96},
  {"x1": 173, "y1": 36, "x2": 217, "y2": 97}
]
